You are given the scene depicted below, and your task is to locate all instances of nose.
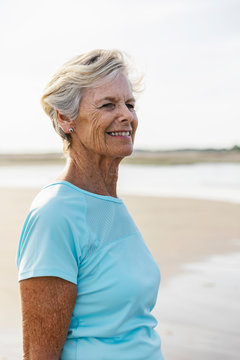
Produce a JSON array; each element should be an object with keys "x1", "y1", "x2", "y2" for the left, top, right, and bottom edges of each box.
[{"x1": 117, "y1": 103, "x2": 134, "y2": 123}]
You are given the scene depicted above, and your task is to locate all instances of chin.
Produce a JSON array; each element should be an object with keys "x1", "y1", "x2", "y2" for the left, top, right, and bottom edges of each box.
[
  {"x1": 113, "y1": 145, "x2": 134, "y2": 158},
  {"x1": 123, "y1": 149, "x2": 134, "y2": 157},
  {"x1": 116, "y1": 151, "x2": 133, "y2": 159}
]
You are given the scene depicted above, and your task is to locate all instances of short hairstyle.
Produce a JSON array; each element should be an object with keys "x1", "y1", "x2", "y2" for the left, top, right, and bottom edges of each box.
[{"x1": 41, "y1": 49, "x2": 141, "y2": 152}]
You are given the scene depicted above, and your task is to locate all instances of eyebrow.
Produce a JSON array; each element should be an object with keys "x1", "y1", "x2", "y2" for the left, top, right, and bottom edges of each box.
[{"x1": 97, "y1": 96, "x2": 136, "y2": 104}]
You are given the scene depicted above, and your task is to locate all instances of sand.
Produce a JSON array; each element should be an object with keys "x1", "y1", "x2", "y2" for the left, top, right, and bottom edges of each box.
[{"x1": 0, "y1": 188, "x2": 240, "y2": 359}]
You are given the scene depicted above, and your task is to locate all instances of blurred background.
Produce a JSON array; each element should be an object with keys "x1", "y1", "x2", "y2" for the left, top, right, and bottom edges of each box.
[{"x1": 0, "y1": 0, "x2": 240, "y2": 359}]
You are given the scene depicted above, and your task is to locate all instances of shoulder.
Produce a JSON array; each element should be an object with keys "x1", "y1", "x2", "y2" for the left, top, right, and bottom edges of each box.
[
  {"x1": 30, "y1": 182, "x2": 87, "y2": 222},
  {"x1": 17, "y1": 183, "x2": 87, "y2": 281},
  {"x1": 19, "y1": 182, "x2": 89, "y2": 253}
]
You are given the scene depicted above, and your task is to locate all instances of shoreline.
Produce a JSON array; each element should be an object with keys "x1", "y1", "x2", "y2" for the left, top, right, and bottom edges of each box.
[{"x1": 0, "y1": 149, "x2": 240, "y2": 166}]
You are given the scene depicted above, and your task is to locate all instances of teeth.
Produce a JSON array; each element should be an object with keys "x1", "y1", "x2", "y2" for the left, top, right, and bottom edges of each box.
[{"x1": 108, "y1": 131, "x2": 130, "y2": 136}]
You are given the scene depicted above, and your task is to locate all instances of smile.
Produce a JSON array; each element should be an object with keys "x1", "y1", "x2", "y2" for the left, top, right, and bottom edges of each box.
[{"x1": 107, "y1": 131, "x2": 131, "y2": 137}]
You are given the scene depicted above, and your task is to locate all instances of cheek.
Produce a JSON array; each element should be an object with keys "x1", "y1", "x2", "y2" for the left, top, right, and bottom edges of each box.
[
  {"x1": 82, "y1": 112, "x2": 102, "y2": 138},
  {"x1": 88, "y1": 114, "x2": 108, "y2": 149},
  {"x1": 91, "y1": 114, "x2": 105, "y2": 137},
  {"x1": 133, "y1": 114, "x2": 138, "y2": 131}
]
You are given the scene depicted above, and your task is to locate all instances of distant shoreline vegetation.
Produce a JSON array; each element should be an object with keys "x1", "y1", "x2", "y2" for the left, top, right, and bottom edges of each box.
[{"x1": 0, "y1": 146, "x2": 240, "y2": 166}]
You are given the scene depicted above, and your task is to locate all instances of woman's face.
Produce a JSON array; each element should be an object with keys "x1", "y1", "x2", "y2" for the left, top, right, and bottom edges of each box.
[{"x1": 73, "y1": 72, "x2": 138, "y2": 159}]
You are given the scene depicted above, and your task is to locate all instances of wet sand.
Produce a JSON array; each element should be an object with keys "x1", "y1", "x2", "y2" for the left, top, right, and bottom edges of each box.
[
  {"x1": 155, "y1": 252, "x2": 240, "y2": 360},
  {"x1": 0, "y1": 188, "x2": 240, "y2": 359}
]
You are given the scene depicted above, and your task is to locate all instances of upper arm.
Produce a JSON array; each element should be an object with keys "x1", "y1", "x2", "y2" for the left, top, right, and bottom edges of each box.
[
  {"x1": 17, "y1": 204, "x2": 82, "y2": 285},
  {"x1": 20, "y1": 276, "x2": 77, "y2": 359}
]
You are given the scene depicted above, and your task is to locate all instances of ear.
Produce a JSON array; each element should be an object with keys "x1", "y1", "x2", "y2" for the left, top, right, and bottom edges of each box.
[{"x1": 56, "y1": 111, "x2": 74, "y2": 134}]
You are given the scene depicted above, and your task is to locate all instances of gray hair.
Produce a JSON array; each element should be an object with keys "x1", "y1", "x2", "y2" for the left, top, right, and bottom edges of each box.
[{"x1": 41, "y1": 49, "x2": 141, "y2": 151}]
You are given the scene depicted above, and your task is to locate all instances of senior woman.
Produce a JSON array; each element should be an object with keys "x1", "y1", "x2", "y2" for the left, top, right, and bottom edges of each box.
[{"x1": 17, "y1": 49, "x2": 163, "y2": 359}]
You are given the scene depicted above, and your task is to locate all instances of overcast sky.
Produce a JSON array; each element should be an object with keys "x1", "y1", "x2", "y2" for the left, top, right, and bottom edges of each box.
[{"x1": 0, "y1": 0, "x2": 240, "y2": 152}]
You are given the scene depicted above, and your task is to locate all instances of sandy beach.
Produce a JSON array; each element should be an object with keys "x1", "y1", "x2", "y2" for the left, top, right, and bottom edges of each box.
[{"x1": 0, "y1": 188, "x2": 240, "y2": 359}]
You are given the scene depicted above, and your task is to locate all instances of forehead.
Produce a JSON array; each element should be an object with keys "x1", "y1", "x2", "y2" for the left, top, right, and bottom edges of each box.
[{"x1": 85, "y1": 72, "x2": 134, "y2": 103}]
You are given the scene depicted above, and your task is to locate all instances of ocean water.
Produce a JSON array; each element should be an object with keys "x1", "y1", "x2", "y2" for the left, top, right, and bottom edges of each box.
[{"x1": 0, "y1": 162, "x2": 239, "y2": 203}]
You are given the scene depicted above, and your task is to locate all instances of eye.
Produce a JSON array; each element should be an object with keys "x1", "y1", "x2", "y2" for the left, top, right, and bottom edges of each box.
[
  {"x1": 101, "y1": 103, "x2": 115, "y2": 110},
  {"x1": 126, "y1": 103, "x2": 135, "y2": 110}
]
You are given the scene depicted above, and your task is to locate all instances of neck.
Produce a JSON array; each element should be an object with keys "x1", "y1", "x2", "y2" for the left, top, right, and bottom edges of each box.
[{"x1": 57, "y1": 147, "x2": 122, "y2": 198}]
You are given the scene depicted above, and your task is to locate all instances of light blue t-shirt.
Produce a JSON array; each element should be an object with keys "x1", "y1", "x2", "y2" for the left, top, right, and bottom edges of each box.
[{"x1": 17, "y1": 181, "x2": 163, "y2": 360}]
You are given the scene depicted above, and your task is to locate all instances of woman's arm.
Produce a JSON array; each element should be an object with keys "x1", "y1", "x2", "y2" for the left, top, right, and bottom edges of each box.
[{"x1": 19, "y1": 276, "x2": 77, "y2": 360}]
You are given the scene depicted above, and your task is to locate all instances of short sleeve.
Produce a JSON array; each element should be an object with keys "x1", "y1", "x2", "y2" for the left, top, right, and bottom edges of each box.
[{"x1": 17, "y1": 200, "x2": 82, "y2": 285}]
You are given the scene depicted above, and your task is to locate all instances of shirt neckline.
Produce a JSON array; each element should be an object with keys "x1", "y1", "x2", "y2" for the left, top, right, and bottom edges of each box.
[{"x1": 43, "y1": 180, "x2": 123, "y2": 203}]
